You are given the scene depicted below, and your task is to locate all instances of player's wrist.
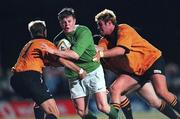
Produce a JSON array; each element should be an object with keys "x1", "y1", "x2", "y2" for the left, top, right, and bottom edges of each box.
[{"x1": 78, "y1": 68, "x2": 84, "y2": 75}]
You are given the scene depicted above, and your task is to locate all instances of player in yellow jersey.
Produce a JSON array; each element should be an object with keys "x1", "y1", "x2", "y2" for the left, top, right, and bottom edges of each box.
[
  {"x1": 94, "y1": 9, "x2": 180, "y2": 119},
  {"x1": 10, "y1": 20, "x2": 86, "y2": 119}
]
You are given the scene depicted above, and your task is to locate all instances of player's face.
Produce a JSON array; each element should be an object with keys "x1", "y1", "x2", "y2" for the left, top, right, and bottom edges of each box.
[
  {"x1": 97, "y1": 20, "x2": 113, "y2": 36},
  {"x1": 59, "y1": 16, "x2": 76, "y2": 33}
]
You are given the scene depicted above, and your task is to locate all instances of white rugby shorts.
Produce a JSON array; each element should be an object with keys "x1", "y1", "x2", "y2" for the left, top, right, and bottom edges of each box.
[{"x1": 68, "y1": 65, "x2": 106, "y2": 99}]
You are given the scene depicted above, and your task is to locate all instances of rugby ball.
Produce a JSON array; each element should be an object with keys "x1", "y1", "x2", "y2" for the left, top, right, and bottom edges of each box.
[{"x1": 57, "y1": 39, "x2": 71, "y2": 51}]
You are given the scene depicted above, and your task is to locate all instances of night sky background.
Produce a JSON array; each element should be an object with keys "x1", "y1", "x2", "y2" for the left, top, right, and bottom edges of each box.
[{"x1": 0, "y1": 0, "x2": 180, "y2": 71}]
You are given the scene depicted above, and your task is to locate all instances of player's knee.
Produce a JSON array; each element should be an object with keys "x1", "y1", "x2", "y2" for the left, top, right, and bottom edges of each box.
[
  {"x1": 76, "y1": 108, "x2": 86, "y2": 117},
  {"x1": 109, "y1": 86, "x2": 121, "y2": 95},
  {"x1": 148, "y1": 99, "x2": 161, "y2": 108},
  {"x1": 156, "y1": 88, "x2": 168, "y2": 98},
  {"x1": 41, "y1": 99, "x2": 60, "y2": 117},
  {"x1": 43, "y1": 105, "x2": 59, "y2": 118}
]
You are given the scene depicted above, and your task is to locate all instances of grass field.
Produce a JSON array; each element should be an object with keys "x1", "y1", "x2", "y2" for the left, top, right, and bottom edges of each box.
[
  {"x1": 1, "y1": 111, "x2": 171, "y2": 119},
  {"x1": 60, "y1": 111, "x2": 169, "y2": 119}
]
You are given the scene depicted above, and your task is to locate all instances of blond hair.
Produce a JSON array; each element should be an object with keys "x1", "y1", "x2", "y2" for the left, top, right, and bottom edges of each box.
[{"x1": 95, "y1": 9, "x2": 117, "y2": 24}]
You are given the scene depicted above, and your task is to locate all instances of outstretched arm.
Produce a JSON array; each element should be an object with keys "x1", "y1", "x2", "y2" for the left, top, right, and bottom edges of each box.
[
  {"x1": 99, "y1": 47, "x2": 126, "y2": 57},
  {"x1": 58, "y1": 57, "x2": 87, "y2": 79},
  {"x1": 32, "y1": 48, "x2": 86, "y2": 79},
  {"x1": 93, "y1": 46, "x2": 126, "y2": 62},
  {"x1": 41, "y1": 43, "x2": 79, "y2": 60}
]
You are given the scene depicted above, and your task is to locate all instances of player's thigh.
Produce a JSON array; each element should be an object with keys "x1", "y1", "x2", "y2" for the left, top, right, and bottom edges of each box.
[
  {"x1": 87, "y1": 65, "x2": 106, "y2": 94},
  {"x1": 146, "y1": 56, "x2": 168, "y2": 93},
  {"x1": 110, "y1": 74, "x2": 138, "y2": 93},
  {"x1": 151, "y1": 74, "x2": 168, "y2": 92},
  {"x1": 138, "y1": 82, "x2": 161, "y2": 107},
  {"x1": 68, "y1": 78, "x2": 86, "y2": 99}
]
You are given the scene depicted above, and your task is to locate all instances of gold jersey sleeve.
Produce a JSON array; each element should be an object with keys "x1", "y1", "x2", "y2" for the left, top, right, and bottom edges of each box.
[{"x1": 14, "y1": 39, "x2": 58, "y2": 73}]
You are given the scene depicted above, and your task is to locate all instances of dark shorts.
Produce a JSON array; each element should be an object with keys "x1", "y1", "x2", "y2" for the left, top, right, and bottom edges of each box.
[
  {"x1": 10, "y1": 71, "x2": 53, "y2": 105},
  {"x1": 123, "y1": 56, "x2": 165, "y2": 86}
]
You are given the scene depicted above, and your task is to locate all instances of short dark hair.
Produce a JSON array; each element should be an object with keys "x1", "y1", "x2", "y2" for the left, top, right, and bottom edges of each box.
[
  {"x1": 28, "y1": 20, "x2": 46, "y2": 37},
  {"x1": 58, "y1": 8, "x2": 75, "y2": 21}
]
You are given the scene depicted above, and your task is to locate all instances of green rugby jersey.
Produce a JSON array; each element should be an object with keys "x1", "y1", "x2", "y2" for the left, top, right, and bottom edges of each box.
[{"x1": 54, "y1": 25, "x2": 100, "y2": 78}]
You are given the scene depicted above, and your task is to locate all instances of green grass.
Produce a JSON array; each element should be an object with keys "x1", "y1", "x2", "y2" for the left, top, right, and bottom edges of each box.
[
  {"x1": 0, "y1": 111, "x2": 171, "y2": 119},
  {"x1": 59, "y1": 111, "x2": 169, "y2": 119}
]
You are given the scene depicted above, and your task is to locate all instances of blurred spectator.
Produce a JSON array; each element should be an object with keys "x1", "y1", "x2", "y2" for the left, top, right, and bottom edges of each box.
[
  {"x1": 0, "y1": 63, "x2": 4, "y2": 99},
  {"x1": 165, "y1": 63, "x2": 180, "y2": 97},
  {"x1": 43, "y1": 66, "x2": 70, "y2": 98},
  {"x1": 0, "y1": 67, "x2": 14, "y2": 100}
]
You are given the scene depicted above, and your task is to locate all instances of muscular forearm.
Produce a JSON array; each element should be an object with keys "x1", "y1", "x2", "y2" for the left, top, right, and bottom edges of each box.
[
  {"x1": 41, "y1": 43, "x2": 80, "y2": 60},
  {"x1": 102, "y1": 47, "x2": 125, "y2": 58},
  {"x1": 59, "y1": 57, "x2": 80, "y2": 73},
  {"x1": 54, "y1": 50, "x2": 79, "y2": 60}
]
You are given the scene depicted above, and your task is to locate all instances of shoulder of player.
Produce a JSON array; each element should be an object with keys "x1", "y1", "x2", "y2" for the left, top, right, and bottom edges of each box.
[
  {"x1": 118, "y1": 24, "x2": 131, "y2": 30},
  {"x1": 75, "y1": 25, "x2": 92, "y2": 34},
  {"x1": 118, "y1": 24, "x2": 135, "y2": 35}
]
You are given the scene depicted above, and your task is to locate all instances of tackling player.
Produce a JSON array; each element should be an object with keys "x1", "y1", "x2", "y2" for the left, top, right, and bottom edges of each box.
[
  {"x1": 10, "y1": 20, "x2": 86, "y2": 119},
  {"x1": 94, "y1": 9, "x2": 180, "y2": 119}
]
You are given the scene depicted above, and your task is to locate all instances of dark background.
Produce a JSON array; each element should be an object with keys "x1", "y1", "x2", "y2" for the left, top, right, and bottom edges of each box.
[{"x1": 0, "y1": 0, "x2": 180, "y2": 71}]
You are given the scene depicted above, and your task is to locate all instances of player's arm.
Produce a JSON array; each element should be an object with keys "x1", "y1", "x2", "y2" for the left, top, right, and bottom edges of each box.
[
  {"x1": 44, "y1": 52, "x2": 86, "y2": 79},
  {"x1": 99, "y1": 47, "x2": 126, "y2": 58},
  {"x1": 56, "y1": 49, "x2": 79, "y2": 60},
  {"x1": 93, "y1": 33, "x2": 131, "y2": 61},
  {"x1": 42, "y1": 52, "x2": 86, "y2": 79},
  {"x1": 32, "y1": 43, "x2": 86, "y2": 78},
  {"x1": 93, "y1": 46, "x2": 125, "y2": 62},
  {"x1": 58, "y1": 57, "x2": 87, "y2": 79},
  {"x1": 45, "y1": 51, "x2": 87, "y2": 79},
  {"x1": 100, "y1": 34, "x2": 130, "y2": 58},
  {"x1": 40, "y1": 43, "x2": 79, "y2": 60},
  {"x1": 93, "y1": 38, "x2": 126, "y2": 61}
]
